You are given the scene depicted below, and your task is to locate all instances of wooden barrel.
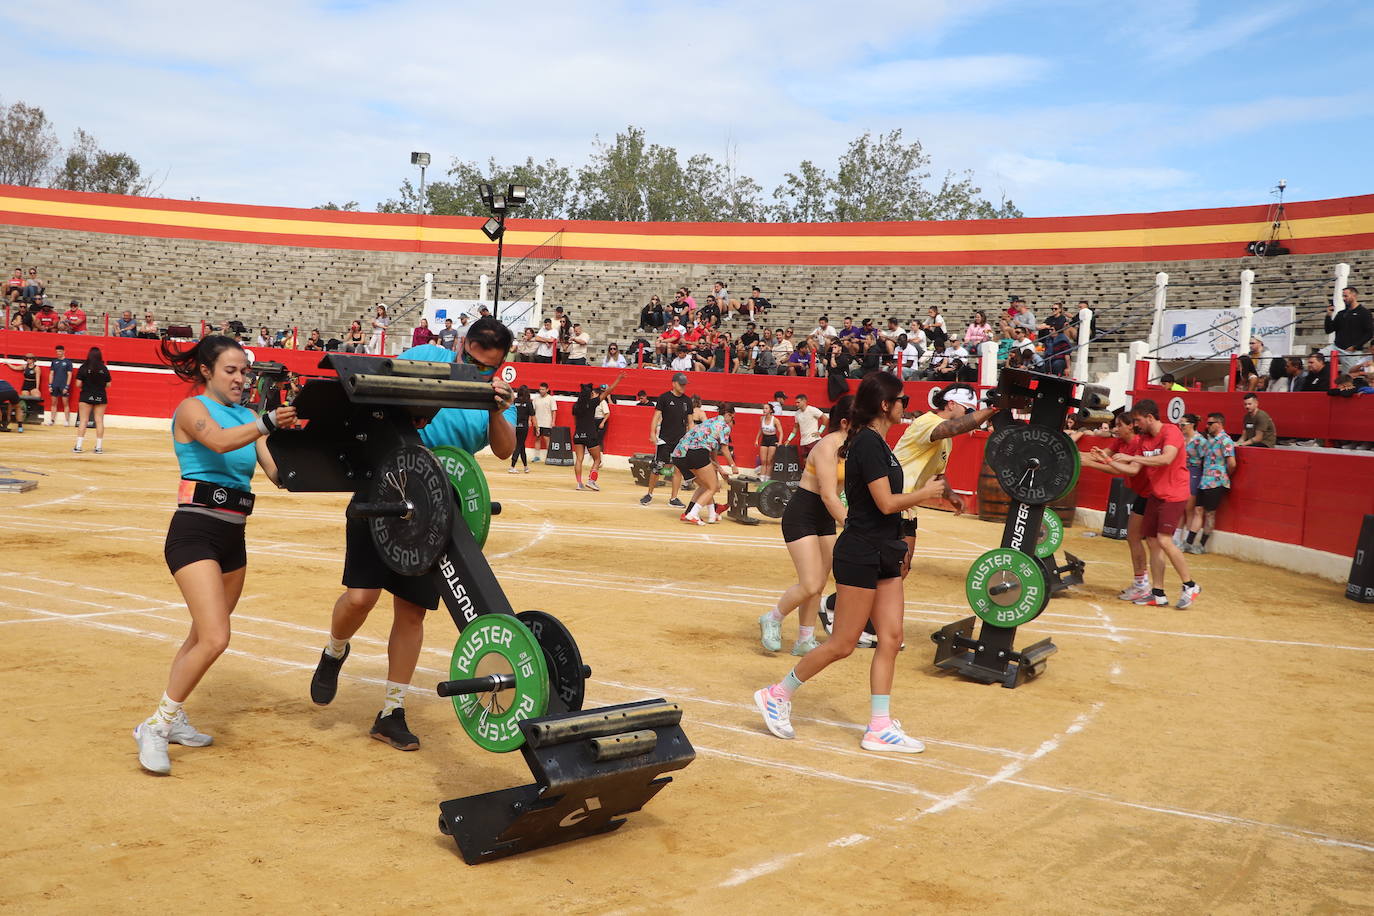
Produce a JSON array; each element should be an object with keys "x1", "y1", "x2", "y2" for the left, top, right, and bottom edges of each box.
[{"x1": 977, "y1": 458, "x2": 1077, "y2": 527}]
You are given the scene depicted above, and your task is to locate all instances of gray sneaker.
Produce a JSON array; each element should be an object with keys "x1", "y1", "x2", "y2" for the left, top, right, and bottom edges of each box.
[
  {"x1": 759, "y1": 613, "x2": 783, "y2": 652},
  {"x1": 132, "y1": 721, "x2": 171, "y2": 774},
  {"x1": 167, "y1": 709, "x2": 213, "y2": 747},
  {"x1": 790, "y1": 636, "x2": 820, "y2": 656},
  {"x1": 668, "y1": 497, "x2": 686, "y2": 508},
  {"x1": 639, "y1": 494, "x2": 652, "y2": 506}
]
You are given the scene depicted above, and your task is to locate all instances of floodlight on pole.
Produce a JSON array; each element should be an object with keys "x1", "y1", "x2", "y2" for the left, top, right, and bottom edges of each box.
[
  {"x1": 410, "y1": 151, "x2": 431, "y2": 214},
  {"x1": 478, "y1": 180, "x2": 531, "y2": 320}
]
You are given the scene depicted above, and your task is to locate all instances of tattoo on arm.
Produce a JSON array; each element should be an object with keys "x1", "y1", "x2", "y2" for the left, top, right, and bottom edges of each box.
[
  {"x1": 194, "y1": 418, "x2": 206, "y2": 432},
  {"x1": 931, "y1": 409, "x2": 990, "y2": 440}
]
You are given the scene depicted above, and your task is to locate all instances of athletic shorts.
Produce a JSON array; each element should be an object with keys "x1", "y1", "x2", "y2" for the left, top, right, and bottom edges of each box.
[
  {"x1": 798, "y1": 441, "x2": 818, "y2": 461},
  {"x1": 50, "y1": 385, "x2": 67, "y2": 396},
  {"x1": 164, "y1": 509, "x2": 248, "y2": 575},
  {"x1": 760, "y1": 433, "x2": 778, "y2": 448},
  {"x1": 780, "y1": 487, "x2": 836, "y2": 542},
  {"x1": 1141, "y1": 498, "x2": 1187, "y2": 539},
  {"x1": 831, "y1": 530, "x2": 904, "y2": 589},
  {"x1": 573, "y1": 429, "x2": 601, "y2": 447},
  {"x1": 1197, "y1": 486, "x2": 1229, "y2": 511},
  {"x1": 673, "y1": 448, "x2": 712, "y2": 473},
  {"x1": 81, "y1": 392, "x2": 107, "y2": 405},
  {"x1": 537, "y1": 426, "x2": 552, "y2": 438},
  {"x1": 1188, "y1": 466, "x2": 1202, "y2": 495},
  {"x1": 1130, "y1": 495, "x2": 1148, "y2": 516},
  {"x1": 342, "y1": 515, "x2": 440, "y2": 610},
  {"x1": 655, "y1": 438, "x2": 684, "y2": 465}
]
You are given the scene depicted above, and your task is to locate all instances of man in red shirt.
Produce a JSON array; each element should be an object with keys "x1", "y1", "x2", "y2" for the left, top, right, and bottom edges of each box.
[
  {"x1": 1080, "y1": 409, "x2": 1153, "y2": 601},
  {"x1": 1102, "y1": 399, "x2": 1199, "y2": 609},
  {"x1": 34, "y1": 298, "x2": 59, "y2": 332},
  {"x1": 655, "y1": 320, "x2": 684, "y2": 366},
  {"x1": 60, "y1": 300, "x2": 88, "y2": 334}
]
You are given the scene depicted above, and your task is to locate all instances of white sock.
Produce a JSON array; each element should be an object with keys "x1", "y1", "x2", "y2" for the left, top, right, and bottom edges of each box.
[
  {"x1": 766, "y1": 607, "x2": 784, "y2": 622},
  {"x1": 95, "y1": 438, "x2": 103, "y2": 449},
  {"x1": 325, "y1": 635, "x2": 348, "y2": 659},
  {"x1": 74, "y1": 436, "x2": 84, "y2": 448},
  {"x1": 686, "y1": 502, "x2": 701, "y2": 519},
  {"x1": 797, "y1": 626, "x2": 815, "y2": 642},
  {"x1": 148, "y1": 692, "x2": 183, "y2": 729},
  {"x1": 382, "y1": 681, "x2": 408, "y2": 715}
]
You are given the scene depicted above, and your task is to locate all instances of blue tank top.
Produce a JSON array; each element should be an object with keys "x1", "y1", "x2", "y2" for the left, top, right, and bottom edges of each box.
[{"x1": 173, "y1": 395, "x2": 258, "y2": 490}]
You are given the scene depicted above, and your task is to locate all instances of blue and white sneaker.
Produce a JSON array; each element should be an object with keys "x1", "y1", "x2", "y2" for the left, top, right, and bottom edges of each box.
[
  {"x1": 167, "y1": 709, "x2": 213, "y2": 747},
  {"x1": 861, "y1": 719, "x2": 925, "y2": 754},
  {"x1": 754, "y1": 687, "x2": 795, "y2": 739},
  {"x1": 759, "y1": 613, "x2": 782, "y2": 652}
]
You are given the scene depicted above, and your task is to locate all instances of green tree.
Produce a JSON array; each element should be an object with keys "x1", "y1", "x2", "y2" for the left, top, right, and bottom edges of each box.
[
  {"x1": 770, "y1": 129, "x2": 1022, "y2": 222},
  {"x1": 378, "y1": 156, "x2": 576, "y2": 219},
  {"x1": 0, "y1": 100, "x2": 60, "y2": 187},
  {"x1": 51, "y1": 128, "x2": 156, "y2": 195},
  {"x1": 314, "y1": 200, "x2": 360, "y2": 211}
]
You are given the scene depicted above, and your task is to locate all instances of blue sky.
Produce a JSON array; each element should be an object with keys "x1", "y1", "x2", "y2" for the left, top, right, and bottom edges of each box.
[{"x1": 2, "y1": 0, "x2": 1370, "y2": 218}]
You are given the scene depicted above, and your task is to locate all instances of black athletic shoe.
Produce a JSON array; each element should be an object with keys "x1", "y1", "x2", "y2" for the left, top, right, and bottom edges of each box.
[
  {"x1": 309, "y1": 644, "x2": 349, "y2": 706},
  {"x1": 370, "y1": 708, "x2": 420, "y2": 751},
  {"x1": 668, "y1": 497, "x2": 685, "y2": 508}
]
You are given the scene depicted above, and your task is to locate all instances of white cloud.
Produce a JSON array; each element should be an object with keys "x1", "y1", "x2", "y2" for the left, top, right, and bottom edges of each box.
[
  {"x1": 1116, "y1": 0, "x2": 1298, "y2": 63},
  {"x1": 790, "y1": 54, "x2": 1050, "y2": 109}
]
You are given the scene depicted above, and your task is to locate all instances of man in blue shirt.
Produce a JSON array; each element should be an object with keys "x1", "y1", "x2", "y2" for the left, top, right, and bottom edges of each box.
[
  {"x1": 48, "y1": 345, "x2": 75, "y2": 426},
  {"x1": 309, "y1": 316, "x2": 516, "y2": 751}
]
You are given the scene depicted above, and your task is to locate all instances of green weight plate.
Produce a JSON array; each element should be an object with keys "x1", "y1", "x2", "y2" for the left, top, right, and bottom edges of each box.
[
  {"x1": 965, "y1": 547, "x2": 1049, "y2": 629},
  {"x1": 1035, "y1": 509, "x2": 1064, "y2": 559},
  {"x1": 449, "y1": 614, "x2": 549, "y2": 753},
  {"x1": 432, "y1": 446, "x2": 492, "y2": 547}
]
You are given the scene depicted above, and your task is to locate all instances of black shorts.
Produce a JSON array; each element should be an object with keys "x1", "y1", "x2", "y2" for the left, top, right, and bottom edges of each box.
[
  {"x1": 573, "y1": 429, "x2": 601, "y2": 447},
  {"x1": 1130, "y1": 495, "x2": 1148, "y2": 516},
  {"x1": 1197, "y1": 486, "x2": 1229, "y2": 511},
  {"x1": 50, "y1": 385, "x2": 68, "y2": 397},
  {"x1": 673, "y1": 448, "x2": 712, "y2": 473},
  {"x1": 760, "y1": 433, "x2": 778, "y2": 448},
  {"x1": 81, "y1": 392, "x2": 107, "y2": 405},
  {"x1": 342, "y1": 515, "x2": 440, "y2": 610},
  {"x1": 655, "y1": 440, "x2": 680, "y2": 464},
  {"x1": 537, "y1": 426, "x2": 552, "y2": 438},
  {"x1": 781, "y1": 487, "x2": 836, "y2": 542},
  {"x1": 831, "y1": 530, "x2": 904, "y2": 589},
  {"x1": 164, "y1": 510, "x2": 248, "y2": 575}
]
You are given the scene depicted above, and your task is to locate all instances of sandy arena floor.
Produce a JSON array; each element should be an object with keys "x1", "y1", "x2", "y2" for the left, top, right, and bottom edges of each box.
[{"x1": 1, "y1": 425, "x2": 1373, "y2": 913}]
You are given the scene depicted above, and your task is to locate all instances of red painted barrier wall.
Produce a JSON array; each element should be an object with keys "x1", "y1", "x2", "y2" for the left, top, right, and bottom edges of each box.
[{"x1": 1133, "y1": 387, "x2": 1374, "y2": 443}]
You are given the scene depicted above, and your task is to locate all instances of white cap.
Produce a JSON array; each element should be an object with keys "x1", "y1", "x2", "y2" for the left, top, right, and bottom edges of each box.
[{"x1": 944, "y1": 387, "x2": 979, "y2": 410}]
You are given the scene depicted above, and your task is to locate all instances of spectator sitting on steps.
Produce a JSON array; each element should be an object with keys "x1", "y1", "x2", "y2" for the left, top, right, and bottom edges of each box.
[
  {"x1": 670, "y1": 345, "x2": 695, "y2": 373},
  {"x1": 1298, "y1": 353, "x2": 1331, "y2": 392},
  {"x1": 139, "y1": 313, "x2": 160, "y2": 339},
  {"x1": 116, "y1": 310, "x2": 137, "y2": 337},
  {"x1": 59, "y1": 300, "x2": 87, "y2": 334}
]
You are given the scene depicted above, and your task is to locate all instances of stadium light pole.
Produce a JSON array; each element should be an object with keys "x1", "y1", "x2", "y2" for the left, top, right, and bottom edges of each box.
[
  {"x1": 479, "y1": 183, "x2": 527, "y2": 319},
  {"x1": 411, "y1": 152, "x2": 431, "y2": 214}
]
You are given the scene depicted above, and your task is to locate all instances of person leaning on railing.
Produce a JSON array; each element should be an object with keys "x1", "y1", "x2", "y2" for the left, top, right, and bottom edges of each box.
[{"x1": 1325, "y1": 287, "x2": 1373, "y2": 373}]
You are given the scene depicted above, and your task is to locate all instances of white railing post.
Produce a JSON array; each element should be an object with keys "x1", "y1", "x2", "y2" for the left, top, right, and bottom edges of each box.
[
  {"x1": 1075, "y1": 307, "x2": 1093, "y2": 380},
  {"x1": 978, "y1": 340, "x2": 998, "y2": 387},
  {"x1": 479, "y1": 274, "x2": 490, "y2": 304},
  {"x1": 423, "y1": 272, "x2": 434, "y2": 302},
  {"x1": 1148, "y1": 271, "x2": 1169, "y2": 381},
  {"x1": 1237, "y1": 269, "x2": 1255, "y2": 357},
  {"x1": 1330, "y1": 262, "x2": 1351, "y2": 347},
  {"x1": 534, "y1": 274, "x2": 545, "y2": 326}
]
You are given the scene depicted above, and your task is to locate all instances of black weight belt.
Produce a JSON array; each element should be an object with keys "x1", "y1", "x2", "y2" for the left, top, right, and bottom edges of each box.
[{"x1": 178, "y1": 479, "x2": 255, "y2": 515}]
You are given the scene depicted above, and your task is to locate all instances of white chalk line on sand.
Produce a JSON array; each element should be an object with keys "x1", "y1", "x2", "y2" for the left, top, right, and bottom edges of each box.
[{"x1": 11, "y1": 573, "x2": 1374, "y2": 860}]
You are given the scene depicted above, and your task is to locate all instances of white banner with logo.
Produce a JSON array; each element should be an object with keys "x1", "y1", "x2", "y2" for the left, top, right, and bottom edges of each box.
[
  {"x1": 1157, "y1": 307, "x2": 1293, "y2": 359},
  {"x1": 424, "y1": 299, "x2": 535, "y2": 336}
]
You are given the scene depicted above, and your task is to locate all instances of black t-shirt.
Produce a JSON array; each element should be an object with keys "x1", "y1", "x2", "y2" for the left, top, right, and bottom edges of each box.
[
  {"x1": 656, "y1": 391, "x2": 693, "y2": 444},
  {"x1": 740, "y1": 331, "x2": 760, "y2": 348},
  {"x1": 514, "y1": 401, "x2": 531, "y2": 428},
  {"x1": 842, "y1": 427, "x2": 903, "y2": 542},
  {"x1": 76, "y1": 364, "x2": 110, "y2": 399},
  {"x1": 572, "y1": 398, "x2": 600, "y2": 434}
]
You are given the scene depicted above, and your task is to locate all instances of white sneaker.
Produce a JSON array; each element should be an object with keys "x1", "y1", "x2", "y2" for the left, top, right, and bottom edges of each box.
[
  {"x1": 524, "y1": 467, "x2": 531, "y2": 474},
  {"x1": 132, "y1": 721, "x2": 172, "y2": 774},
  {"x1": 167, "y1": 709, "x2": 213, "y2": 747},
  {"x1": 861, "y1": 719, "x2": 925, "y2": 754},
  {"x1": 587, "y1": 480, "x2": 600, "y2": 491},
  {"x1": 754, "y1": 687, "x2": 795, "y2": 739},
  {"x1": 1117, "y1": 582, "x2": 1151, "y2": 601},
  {"x1": 759, "y1": 613, "x2": 782, "y2": 651},
  {"x1": 1177, "y1": 583, "x2": 1201, "y2": 610},
  {"x1": 508, "y1": 467, "x2": 518, "y2": 474},
  {"x1": 790, "y1": 636, "x2": 820, "y2": 656}
]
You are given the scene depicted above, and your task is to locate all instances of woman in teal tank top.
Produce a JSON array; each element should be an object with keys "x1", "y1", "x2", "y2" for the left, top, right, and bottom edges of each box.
[{"x1": 130, "y1": 335, "x2": 298, "y2": 776}]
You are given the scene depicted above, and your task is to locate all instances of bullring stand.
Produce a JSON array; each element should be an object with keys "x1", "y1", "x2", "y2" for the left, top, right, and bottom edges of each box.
[{"x1": 266, "y1": 353, "x2": 695, "y2": 863}]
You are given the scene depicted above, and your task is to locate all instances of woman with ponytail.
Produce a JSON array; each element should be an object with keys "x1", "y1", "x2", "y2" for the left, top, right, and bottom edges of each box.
[
  {"x1": 755, "y1": 371, "x2": 944, "y2": 754},
  {"x1": 131, "y1": 335, "x2": 297, "y2": 775}
]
